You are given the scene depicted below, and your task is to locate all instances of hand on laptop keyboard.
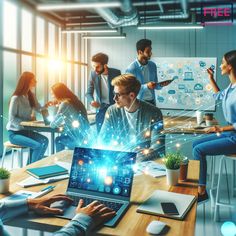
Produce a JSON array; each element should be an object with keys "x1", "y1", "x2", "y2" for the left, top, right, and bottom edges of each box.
[{"x1": 76, "y1": 199, "x2": 116, "y2": 227}]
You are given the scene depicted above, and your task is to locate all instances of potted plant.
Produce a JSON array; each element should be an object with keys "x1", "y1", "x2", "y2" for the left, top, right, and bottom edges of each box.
[
  {"x1": 163, "y1": 152, "x2": 183, "y2": 186},
  {"x1": 0, "y1": 167, "x2": 10, "y2": 193}
]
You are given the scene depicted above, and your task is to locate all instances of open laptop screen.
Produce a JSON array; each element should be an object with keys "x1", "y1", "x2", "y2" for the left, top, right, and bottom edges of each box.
[{"x1": 68, "y1": 147, "x2": 136, "y2": 198}]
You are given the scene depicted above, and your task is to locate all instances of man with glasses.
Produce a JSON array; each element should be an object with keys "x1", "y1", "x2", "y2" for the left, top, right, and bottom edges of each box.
[
  {"x1": 126, "y1": 39, "x2": 172, "y2": 106},
  {"x1": 86, "y1": 53, "x2": 121, "y2": 133},
  {"x1": 98, "y1": 74, "x2": 165, "y2": 162}
]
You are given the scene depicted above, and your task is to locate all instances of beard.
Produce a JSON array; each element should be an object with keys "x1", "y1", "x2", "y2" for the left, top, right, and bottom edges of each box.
[{"x1": 96, "y1": 66, "x2": 105, "y2": 75}]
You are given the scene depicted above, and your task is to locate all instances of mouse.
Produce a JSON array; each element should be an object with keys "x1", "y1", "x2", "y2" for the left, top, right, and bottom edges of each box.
[
  {"x1": 50, "y1": 200, "x2": 72, "y2": 211},
  {"x1": 146, "y1": 220, "x2": 166, "y2": 235}
]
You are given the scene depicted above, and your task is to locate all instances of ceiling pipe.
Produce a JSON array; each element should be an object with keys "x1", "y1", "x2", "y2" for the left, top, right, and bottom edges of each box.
[{"x1": 95, "y1": 0, "x2": 139, "y2": 28}]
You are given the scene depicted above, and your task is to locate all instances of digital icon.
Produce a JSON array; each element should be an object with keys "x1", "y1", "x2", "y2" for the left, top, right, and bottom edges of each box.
[
  {"x1": 194, "y1": 83, "x2": 203, "y2": 90},
  {"x1": 184, "y1": 72, "x2": 193, "y2": 81},
  {"x1": 168, "y1": 90, "x2": 176, "y2": 94},
  {"x1": 113, "y1": 186, "x2": 121, "y2": 195}
]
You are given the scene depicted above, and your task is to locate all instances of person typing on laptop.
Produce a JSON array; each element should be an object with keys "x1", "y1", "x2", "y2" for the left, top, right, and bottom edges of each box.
[
  {"x1": 0, "y1": 194, "x2": 115, "y2": 236},
  {"x1": 98, "y1": 74, "x2": 165, "y2": 161}
]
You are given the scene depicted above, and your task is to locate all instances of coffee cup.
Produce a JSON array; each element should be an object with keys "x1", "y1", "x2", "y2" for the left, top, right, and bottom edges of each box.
[
  {"x1": 179, "y1": 157, "x2": 189, "y2": 182},
  {"x1": 196, "y1": 111, "x2": 204, "y2": 125},
  {"x1": 205, "y1": 113, "x2": 214, "y2": 127}
]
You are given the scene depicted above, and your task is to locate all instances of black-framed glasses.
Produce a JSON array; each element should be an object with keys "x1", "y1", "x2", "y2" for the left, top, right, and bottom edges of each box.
[{"x1": 113, "y1": 91, "x2": 130, "y2": 98}]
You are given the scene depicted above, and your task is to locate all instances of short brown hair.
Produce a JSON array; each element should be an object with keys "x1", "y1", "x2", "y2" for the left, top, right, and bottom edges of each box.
[
  {"x1": 91, "y1": 53, "x2": 108, "y2": 65},
  {"x1": 111, "y1": 74, "x2": 141, "y2": 95}
]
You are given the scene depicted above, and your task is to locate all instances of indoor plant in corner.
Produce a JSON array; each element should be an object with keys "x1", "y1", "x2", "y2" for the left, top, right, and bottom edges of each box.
[
  {"x1": 0, "y1": 167, "x2": 10, "y2": 193},
  {"x1": 164, "y1": 152, "x2": 183, "y2": 186}
]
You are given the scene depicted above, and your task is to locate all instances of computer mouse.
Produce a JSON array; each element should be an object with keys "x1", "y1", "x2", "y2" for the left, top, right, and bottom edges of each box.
[
  {"x1": 146, "y1": 220, "x2": 166, "y2": 235},
  {"x1": 50, "y1": 200, "x2": 72, "y2": 210}
]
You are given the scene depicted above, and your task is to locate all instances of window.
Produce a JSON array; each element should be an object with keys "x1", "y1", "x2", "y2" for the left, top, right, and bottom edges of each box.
[
  {"x1": 21, "y1": 9, "x2": 33, "y2": 52},
  {"x1": 36, "y1": 17, "x2": 45, "y2": 55},
  {"x1": 3, "y1": 0, "x2": 17, "y2": 48}
]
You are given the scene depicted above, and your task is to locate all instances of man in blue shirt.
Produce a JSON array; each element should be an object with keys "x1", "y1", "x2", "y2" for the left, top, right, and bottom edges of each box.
[
  {"x1": 86, "y1": 53, "x2": 121, "y2": 133},
  {"x1": 0, "y1": 195, "x2": 115, "y2": 236},
  {"x1": 126, "y1": 39, "x2": 172, "y2": 105}
]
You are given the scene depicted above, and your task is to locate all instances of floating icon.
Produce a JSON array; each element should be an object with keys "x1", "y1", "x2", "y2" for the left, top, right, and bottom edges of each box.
[
  {"x1": 194, "y1": 83, "x2": 203, "y2": 90},
  {"x1": 184, "y1": 72, "x2": 193, "y2": 81}
]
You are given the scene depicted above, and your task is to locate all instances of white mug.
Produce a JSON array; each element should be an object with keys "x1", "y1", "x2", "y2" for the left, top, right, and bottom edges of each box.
[{"x1": 196, "y1": 111, "x2": 204, "y2": 125}]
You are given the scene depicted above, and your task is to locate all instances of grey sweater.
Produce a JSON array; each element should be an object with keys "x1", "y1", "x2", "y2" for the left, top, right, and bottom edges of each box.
[
  {"x1": 99, "y1": 100, "x2": 165, "y2": 160},
  {"x1": 6, "y1": 95, "x2": 41, "y2": 131}
]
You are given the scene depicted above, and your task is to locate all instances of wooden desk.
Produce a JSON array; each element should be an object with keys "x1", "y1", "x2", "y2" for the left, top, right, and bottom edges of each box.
[
  {"x1": 20, "y1": 121, "x2": 60, "y2": 154},
  {"x1": 163, "y1": 116, "x2": 217, "y2": 134},
  {"x1": 1, "y1": 150, "x2": 199, "y2": 236}
]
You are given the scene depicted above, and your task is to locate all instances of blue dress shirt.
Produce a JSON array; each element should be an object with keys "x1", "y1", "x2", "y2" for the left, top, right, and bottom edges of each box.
[
  {"x1": 214, "y1": 83, "x2": 236, "y2": 130},
  {"x1": 126, "y1": 59, "x2": 161, "y2": 101}
]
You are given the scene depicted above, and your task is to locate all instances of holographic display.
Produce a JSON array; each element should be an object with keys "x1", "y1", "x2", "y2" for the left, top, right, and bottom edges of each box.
[{"x1": 68, "y1": 148, "x2": 136, "y2": 198}]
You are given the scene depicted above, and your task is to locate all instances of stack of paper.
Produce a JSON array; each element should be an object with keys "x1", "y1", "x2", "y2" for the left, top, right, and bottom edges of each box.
[{"x1": 135, "y1": 161, "x2": 166, "y2": 178}]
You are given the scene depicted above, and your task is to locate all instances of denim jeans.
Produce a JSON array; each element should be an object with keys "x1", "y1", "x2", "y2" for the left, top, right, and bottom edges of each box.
[
  {"x1": 8, "y1": 130, "x2": 49, "y2": 164},
  {"x1": 55, "y1": 135, "x2": 77, "y2": 152},
  {"x1": 96, "y1": 104, "x2": 110, "y2": 133},
  {"x1": 192, "y1": 131, "x2": 236, "y2": 186}
]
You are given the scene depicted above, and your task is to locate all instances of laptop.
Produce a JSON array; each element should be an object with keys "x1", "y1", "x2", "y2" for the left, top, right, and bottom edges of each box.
[
  {"x1": 53, "y1": 147, "x2": 136, "y2": 227},
  {"x1": 40, "y1": 109, "x2": 50, "y2": 125}
]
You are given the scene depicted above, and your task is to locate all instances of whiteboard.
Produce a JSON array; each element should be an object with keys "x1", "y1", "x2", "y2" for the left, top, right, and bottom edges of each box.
[{"x1": 152, "y1": 57, "x2": 217, "y2": 111}]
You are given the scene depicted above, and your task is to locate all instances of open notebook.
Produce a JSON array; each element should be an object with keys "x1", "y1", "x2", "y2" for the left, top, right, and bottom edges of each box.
[{"x1": 137, "y1": 190, "x2": 196, "y2": 220}]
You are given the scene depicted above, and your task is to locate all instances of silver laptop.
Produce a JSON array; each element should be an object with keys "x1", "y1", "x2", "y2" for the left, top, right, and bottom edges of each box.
[
  {"x1": 41, "y1": 109, "x2": 50, "y2": 125},
  {"x1": 53, "y1": 147, "x2": 136, "y2": 227}
]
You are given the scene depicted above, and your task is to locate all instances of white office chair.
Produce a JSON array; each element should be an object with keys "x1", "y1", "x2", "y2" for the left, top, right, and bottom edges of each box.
[{"x1": 214, "y1": 154, "x2": 236, "y2": 221}]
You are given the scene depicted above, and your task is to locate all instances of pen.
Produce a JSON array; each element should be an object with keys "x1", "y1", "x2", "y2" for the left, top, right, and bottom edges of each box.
[{"x1": 33, "y1": 186, "x2": 56, "y2": 198}]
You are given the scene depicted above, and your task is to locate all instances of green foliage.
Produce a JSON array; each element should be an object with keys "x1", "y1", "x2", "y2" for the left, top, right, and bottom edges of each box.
[
  {"x1": 0, "y1": 168, "x2": 10, "y2": 179},
  {"x1": 163, "y1": 152, "x2": 184, "y2": 170}
]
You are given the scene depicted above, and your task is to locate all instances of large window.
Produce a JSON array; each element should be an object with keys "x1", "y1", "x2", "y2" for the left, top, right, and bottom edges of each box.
[
  {"x1": 21, "y1": 9, "x2": 32, "y2": 52},
  {"x1": 0, "y1": 0, "x2": 85, "y2": 155},
  {"x1": 3, "y1": 0, "x2": 17, "y2": 48}
]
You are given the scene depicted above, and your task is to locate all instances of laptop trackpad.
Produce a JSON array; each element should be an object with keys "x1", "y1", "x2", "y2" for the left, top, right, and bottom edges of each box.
[{"x1": 62, "y1": 206, "x2": 77, "y2": 219}]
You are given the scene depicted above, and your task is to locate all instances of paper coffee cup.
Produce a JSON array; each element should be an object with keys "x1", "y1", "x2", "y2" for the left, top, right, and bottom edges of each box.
[
  {"x1": 196, "y1": 111, "x2": 204, "y2": 125},
  {"x1": 205, "y1": 113, "x2": 214, "y2": 127}
]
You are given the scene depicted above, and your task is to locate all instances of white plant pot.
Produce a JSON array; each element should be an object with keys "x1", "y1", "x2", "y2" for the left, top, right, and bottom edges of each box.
[
  {"x1": 0, "y1": 178, "x2": 10, "y2": 193},
  {"x1": 166, "y1": 168, "x2": 180, "y2": 186}
]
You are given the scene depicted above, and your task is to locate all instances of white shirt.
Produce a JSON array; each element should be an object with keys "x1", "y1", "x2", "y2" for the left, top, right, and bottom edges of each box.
[
  {"x1": 100, "y1": 74, "x2": 109, "y2": 104},
  {"x1": 124, "y1": 108, "x2": 139, "y2": 143}
]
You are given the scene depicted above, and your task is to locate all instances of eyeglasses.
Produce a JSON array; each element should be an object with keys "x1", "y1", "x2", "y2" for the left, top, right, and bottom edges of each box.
[{"x1": 113, "y1": 91, "x2": 130, "y2": 98}]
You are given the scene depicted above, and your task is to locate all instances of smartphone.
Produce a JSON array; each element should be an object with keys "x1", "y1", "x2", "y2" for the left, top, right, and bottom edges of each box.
[{"x1": 161, "y1": 202, "x2": 179, "y2": 215}]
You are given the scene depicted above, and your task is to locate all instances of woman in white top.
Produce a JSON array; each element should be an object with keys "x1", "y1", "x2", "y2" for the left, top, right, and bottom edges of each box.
[{"x1": 6, "y1": 72, "x2": 48, "y2": 163}]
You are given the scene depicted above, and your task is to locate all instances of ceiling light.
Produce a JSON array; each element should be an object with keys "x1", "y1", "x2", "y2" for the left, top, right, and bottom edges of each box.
[
  {"x1": 82, "y1": 34, "x2": 126, "y2": 39},
  {"x1": 61, "y1": 29, "x2": 118, "y2": 34},
  {"x1": 138, "y1": 24, "x2": 204, "y2": 30},
  {"x1": 37, "y1": 2, "x2": 121, "y2": 11}
]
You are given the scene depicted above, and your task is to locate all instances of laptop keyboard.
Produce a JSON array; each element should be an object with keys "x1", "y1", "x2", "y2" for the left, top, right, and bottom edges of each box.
[{"x1": 69, "y1": 195, "x2": 123, "y2": 212}]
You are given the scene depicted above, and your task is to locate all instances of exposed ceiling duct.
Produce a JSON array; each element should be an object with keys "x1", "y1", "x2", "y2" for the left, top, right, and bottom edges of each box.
[{"x1": 95, "y1": 0, "x2": 139, "y2": 28}]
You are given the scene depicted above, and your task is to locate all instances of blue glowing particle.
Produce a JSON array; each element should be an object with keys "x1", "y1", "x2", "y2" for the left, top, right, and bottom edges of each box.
[
  {"x1": 199, "y1": 61, "x2": 206, "y2": 67},
  {"x1": 221, "y1": 221, "x2": 236, "y2": 236},
  {"x1": 113, "y1": 186, "x2": 121, "y2": 195},
  {"x1": 194, "y1": 83, "x2": 203, "y2": 90},
  {"x1": 168, "y1": 90, "x2": 176, "y2": 94}
]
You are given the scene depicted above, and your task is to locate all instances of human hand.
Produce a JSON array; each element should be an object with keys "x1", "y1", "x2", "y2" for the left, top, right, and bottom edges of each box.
[
  {"x1": 206, "y1": 68, "x2": 214, "y2": 80},
  {"x1": 76, "y1": 199, "x2": 116, "y2": 228},
  {"x1": 27, "y1": 194, "x2": 73, "y2": 215},
  {"x1": 205, "y1": 126, "x2": 222, "y2": 133},
  {"x1": 159, "y1": 79, "x2": 173, "y2": 87},
  {"x1": 147, "y1": 82, "x2": 156, "y2": 89},
  {"x1": 91, "y1": 101, "x2": 101, "y2": 108}
]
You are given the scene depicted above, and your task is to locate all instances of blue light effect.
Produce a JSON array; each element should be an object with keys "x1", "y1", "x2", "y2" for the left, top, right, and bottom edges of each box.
[{"x1": 221, "y1": 221, "x2": 236, "y2": 236}]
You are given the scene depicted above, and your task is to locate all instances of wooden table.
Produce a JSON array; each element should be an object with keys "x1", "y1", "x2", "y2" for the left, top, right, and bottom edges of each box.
[
  {"x1": 20, "y1": 121, "x2": 60, "y2": 154},
  {"x1": 1, "y1": 150, "x2": 199, "y2": 236},
  {"x1": 163, "y1": 116, "x2": 217, "y2": 134}
]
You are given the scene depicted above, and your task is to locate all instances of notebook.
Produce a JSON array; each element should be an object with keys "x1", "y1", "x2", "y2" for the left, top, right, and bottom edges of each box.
[
  {"x1": 26, "y1": 164, "x2": 68, "y2": 179},
  {"x1": 137, "y1": 190, "x2": 196, "y2": 220}
]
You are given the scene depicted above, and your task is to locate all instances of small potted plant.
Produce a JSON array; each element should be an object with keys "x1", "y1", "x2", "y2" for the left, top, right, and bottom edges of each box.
[
  {"x1": 0, "y1": 167, "x2": 10, "y2": 193},
  {"x1": 163, "y1": 152, "x2": 183, "y2": 186}
]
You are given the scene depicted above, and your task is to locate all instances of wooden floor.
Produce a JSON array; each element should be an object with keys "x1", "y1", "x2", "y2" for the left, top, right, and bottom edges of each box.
[{"x1": 1, "y1": 152, "x2": 235, "y2": 236}]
